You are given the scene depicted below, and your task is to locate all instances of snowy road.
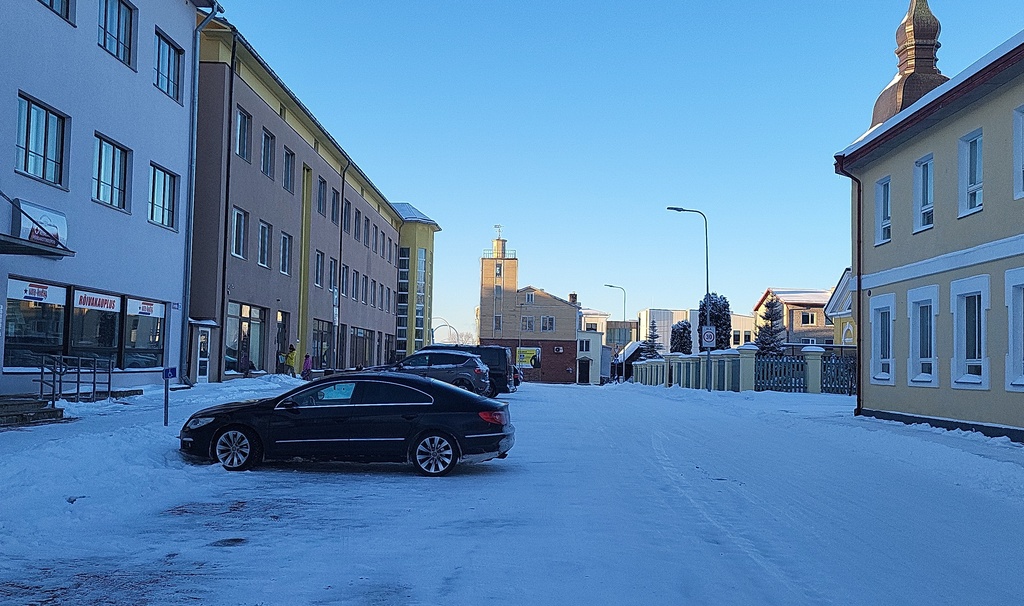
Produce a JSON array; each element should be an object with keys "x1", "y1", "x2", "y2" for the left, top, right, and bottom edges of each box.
[{"x1": 2, "y1": 378, "x2": 1023, "y2": 605}]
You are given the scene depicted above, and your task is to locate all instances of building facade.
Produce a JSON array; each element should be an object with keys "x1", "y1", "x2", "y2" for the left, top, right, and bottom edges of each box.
[
  {"x1": 835, "y1": 0, "x2": 1024, "y2": 431},
  {"x1": 191, "y1": 19, "x2": 405, "y2": 382},
  {"x1": 753, "y1": 289, "x2": 835, "y2": 346},
  {"x1": 1, "y1": 0, "x2": 217, "y2": 395},
  {"x1": 393, "y1": 202, "x2": 440, "y2": 359}
]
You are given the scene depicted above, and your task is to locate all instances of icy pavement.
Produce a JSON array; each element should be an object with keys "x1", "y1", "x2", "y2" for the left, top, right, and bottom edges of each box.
[{"x1": 1, "y1": 377, "x2": 1023, "y2": 605}]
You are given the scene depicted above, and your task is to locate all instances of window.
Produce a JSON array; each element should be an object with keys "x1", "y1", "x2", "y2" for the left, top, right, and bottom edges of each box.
[
  {"x1": 340, "y1": 264, "x2": 349, "y2": 296},
  {"x1": 124, "y1": 299, "x2": 165, "y2": 369},
  {"x1": 235, "y1": 107, "x2": 251, "y2": 160},
  {"x1": 525, "y1": 293, "x2": 535, "y2": 305},
  {"x1": 362, "y1": 275, "x2": 369, "y2": 304},
  {"x1": 279, "y1": 232, "x2": 292, "y2": 275},
  {"x1": 69, "y1": 289, "x2": 121, "y2": 364},
  {"x1": 385, "y1": 287, "x2": 391, "y2": 314},
  {"x1": 314, "y1": 250, "x2": 324, "y2": 288},
  {"x1": 875, "y1": 177, "x2": 891, "y2": 244},
  {"x1": 93, "y1": 135, "x2": 128, "y2": 208},
  {"x1": 317, "y1": 177, "x2": 327, "y2": 216},
  {"x1": 732, "y1": 330, "x2": 741, "y2": 346},
  {"x1": 231, "y1": 207, "x2": 247, "y2": 258},
  {"x1": 311, "y1": 319, "x2": 332, "y2": 370},
  {"x1": 959, "y1": 130, "x2": 983, "y2": 215},
  {"x1": 352, "y1": 270, "x2": 360, "y2": 300},
  {"x1": 329, "y1": 258, "x2": 338, "y2": 292},
  {"x1": 495, "y1": 264, "x2": 502, "y2": 277},
  {"x1": 800, "y1": 312, "x2": 816, "y2": 325},
  {"x1": 541, "y1": 316, "x2": 555, "y2": 332},
  {"x1": 1015, "y1": 106, "x2": 1024, "y2": 200},
  {"x1": 372, "y1": 225, "x2": 378, "y2": 253},
  {"x1": 1006, "y1": 268, "x2": 1024, "y2": 391},
  {"x1": 579, "y1": 339, "x2": 591, "y2": 353},
  {"x1": 379, "y1": 284, "x2": 385, "y2": 311},
  {"x1": 869, "y1": 293, "x2": 895, "y2": 385},
  {"x1": 586, "y1": 322, "x2": 598, "y2": 331},
  {"x1": 38, "y1": 0, "x2": 71, "y2": 20},
  {"x1": 800, "y1": 338, "x2": 817, "y2": 345},
  {"x1": 257, "y1": 221, "x2": 271, "y2": 268},
  {"x1": 354, "y1": 209, "x2": 362, "y2": 240},
  {"x1": 907, "y1": 285, "x2": 938, "y2": 387},
  {"x1": 154, "y1": 32, "x2": 182, "y2": 100},
  {"x1": 261, "y1": 130, "x2": 275, "y2": 178},
  {"x1": 950, "y1": 275, "x2": 989, "y2": 389},
  {"x1": 343, "y1": 199, "x2": 352, "y2": 232},
  {"x1": 522, "y1": 316, "x2": 534, "y2": 332},
  {"x1": 914, "y1": 155, "x2": 934, "y2": 231},
  {"x1": 493, "y1": 315, "x2": 502, "y2": 331},
  {"x1": 148, "y1": 164, "x2": 176, "y2": 228},
  {"x1": 98, "y1": 0, "x2": 133, "y2": 65},
  {"x1": 494, "y1": 285, "x2": 503, "y2": 300},
  {"x1": 16, "y1": 95, "x2": 65, "y2": 185},
  {"x1": 331, "y1": 189, "x2": 340, "y2": 224},
  {"x1": 743, "y1": 331, "x2": 752, "y2": 343},
  {"x1": 388, "y1": 238, "x2": 394, "y2": 263},
  {"x1": 283, "y1": 148, "x2": 295, "y2": 192},
  {"x1": 225, "y1": 302, "x2": 265, "y2": 373},
  {"x1": 3, "y1": 279, "x2": 66, "y2": 367},
  {"x1": 363, "y1": 217, "x2": 370, "y2": 247}
]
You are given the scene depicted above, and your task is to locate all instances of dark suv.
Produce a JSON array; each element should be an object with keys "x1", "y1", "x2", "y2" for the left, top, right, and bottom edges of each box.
[
  {"x1": 420, "y1": 344, "x2": 515, "y2": 398},
  {"x1": 390, "y1": 350, "x2": 490, "y2": 395}
]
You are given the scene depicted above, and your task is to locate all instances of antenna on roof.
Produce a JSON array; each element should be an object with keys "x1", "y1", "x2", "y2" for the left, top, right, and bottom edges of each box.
[{"x1": 494, "y1": 224, "x2": 503, "y2": 239}]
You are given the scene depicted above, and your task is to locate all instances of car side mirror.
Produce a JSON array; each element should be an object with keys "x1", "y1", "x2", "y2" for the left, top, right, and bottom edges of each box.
[{"x1": 280, "y1": 400, "x2": 299, "y2": 411}]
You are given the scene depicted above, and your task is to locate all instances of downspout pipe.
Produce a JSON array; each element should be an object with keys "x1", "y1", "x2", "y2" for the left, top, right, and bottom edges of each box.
[
  {"x1": 335, "y1": 160, "x2": 350, "y2": 368},
  {"x1": 180, "y1": 1, "x2": 224, "y2": 382},
  {"x1": 835, "y1": 155, "x2": 863, "y2": 415}
]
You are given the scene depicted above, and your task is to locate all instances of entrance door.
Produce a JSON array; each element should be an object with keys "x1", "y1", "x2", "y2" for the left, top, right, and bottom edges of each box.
[
  {"x1": 197, "y1": 328, "x2": 211, "y2": 383},
  {"x1": 577, "y1": 359, "x2": 591, "y2": 384}
]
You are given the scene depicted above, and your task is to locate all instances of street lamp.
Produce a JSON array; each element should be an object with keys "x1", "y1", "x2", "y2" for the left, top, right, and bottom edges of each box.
[
  {"x1": 605, "y1": 283, "x2": 626, "y2": 382},
  {"x1": 667, "y1": 207, "x2": 712, "y2": 392},
  {"x1": 430, "y1": 317, "x2": 460, "y2": 344}
]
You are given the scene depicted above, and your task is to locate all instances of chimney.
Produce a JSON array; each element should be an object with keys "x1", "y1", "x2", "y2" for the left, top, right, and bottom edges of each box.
[
  {"x1": 569, "y1": 292, "x2": 578, "y2": 306},
  {"x1": 871, "y1": 0, "x2": 949, "y2": 128}
]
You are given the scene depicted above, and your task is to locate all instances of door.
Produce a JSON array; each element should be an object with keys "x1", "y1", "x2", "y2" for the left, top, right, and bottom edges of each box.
[
  {"x1": 197, "y1": 328, "x2": 211, "y2": 383},
  {"x1": 577, "y1": 359, "x2": 591, "y2": 384},
  {"x1": 265, "y1": 381, "x2": 357, "y2": 458}
]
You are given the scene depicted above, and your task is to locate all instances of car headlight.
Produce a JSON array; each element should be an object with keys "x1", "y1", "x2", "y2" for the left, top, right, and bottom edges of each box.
[{"x1": 186, "y1": 417, "x2": 216, "y2": 430}]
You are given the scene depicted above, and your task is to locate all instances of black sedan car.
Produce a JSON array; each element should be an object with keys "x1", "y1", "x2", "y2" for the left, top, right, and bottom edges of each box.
[{"x1": 179, "y1": 372, "x2": 514, "y2": 476}]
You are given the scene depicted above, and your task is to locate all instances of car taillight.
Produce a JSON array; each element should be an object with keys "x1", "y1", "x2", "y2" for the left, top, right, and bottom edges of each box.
[
  {"x1": 478, "y1": 410, "x2": 507, "y2": 425},
  {"x1": 474, "y1": 367, "x2": 484, "y2": 374}
]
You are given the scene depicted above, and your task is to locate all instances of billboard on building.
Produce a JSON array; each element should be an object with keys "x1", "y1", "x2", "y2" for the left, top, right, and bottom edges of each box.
[{"x1": 516, "y1": 347, "x2": 541, "y2": 368}]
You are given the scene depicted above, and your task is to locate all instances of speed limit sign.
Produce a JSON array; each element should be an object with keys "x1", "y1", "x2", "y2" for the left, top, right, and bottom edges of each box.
[{"x1": 700, "y1": 326, "x2": 716, "y2": 348}]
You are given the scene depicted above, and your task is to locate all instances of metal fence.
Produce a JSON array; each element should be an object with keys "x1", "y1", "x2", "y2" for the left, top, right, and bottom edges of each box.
[
  {"x1": 39, "y1": 354, "x2": 113, "y2": 405},
  {"x1": 754, "y1": 355, "x2": 807, "y2": 393},
  {"x1": 821, "y1": 354, "x2": 858, "y2": 395}
]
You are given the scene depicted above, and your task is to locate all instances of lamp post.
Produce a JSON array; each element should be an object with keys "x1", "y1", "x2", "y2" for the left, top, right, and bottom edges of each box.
[
  {"x1": 667, "y1": 207, "x2": 712, "y2": 392},
  {"x1": 430, "y1": 317, "x2": 460, "y2": 344},
  {"x1": 605, "y1": 283, "x2": 626, "y2": 382}
]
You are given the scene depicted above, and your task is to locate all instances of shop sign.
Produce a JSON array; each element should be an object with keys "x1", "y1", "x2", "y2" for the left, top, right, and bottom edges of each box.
[
  {"x1": 7, "y1": 279, "x2": 67, "y2": 305},
  {"x1": 14, "y1": 199, "x2": 68, "y2": 248},
  {"x1": 127, "y1": 299, "x2": 165, "y2": 318},
  {"x1": 74, "y1": 289, "x2": 121, "y2": 312}
]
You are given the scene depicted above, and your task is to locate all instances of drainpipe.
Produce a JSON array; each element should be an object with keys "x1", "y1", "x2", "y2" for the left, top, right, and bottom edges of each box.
[
  {"x1": 180, "y1": 1, "x2": 224, "y2": 383},
  {"x1": 335, "y1": 160, "x2": 350, "y2": 368},
  {"x1": 835, "y1": 155, "x2": 863, "y2": 415}
]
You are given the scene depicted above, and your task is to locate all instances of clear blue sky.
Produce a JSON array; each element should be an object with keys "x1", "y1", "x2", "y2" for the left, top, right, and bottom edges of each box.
[{"x1": 223, "y1": 0, "x2": 1022, "y2": 336}]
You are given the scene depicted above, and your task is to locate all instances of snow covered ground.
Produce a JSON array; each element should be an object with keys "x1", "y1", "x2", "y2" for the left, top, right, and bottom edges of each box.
[{"x1": 2, "y1": 377, "x2": 1023, "y2": 605}]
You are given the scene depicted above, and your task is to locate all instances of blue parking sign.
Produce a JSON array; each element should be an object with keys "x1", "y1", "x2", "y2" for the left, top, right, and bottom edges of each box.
[{"x1": 163, "y1": 367, "x2": 177, "y2": 380}]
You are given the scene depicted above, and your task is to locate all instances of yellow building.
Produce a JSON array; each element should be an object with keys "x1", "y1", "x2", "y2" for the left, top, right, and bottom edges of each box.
[
  {"x1": 393, "y1": 203, "x2": 441, "y2": 358},
  {"x1": 835, "y1": 0, "x2": 1024, "y2": 436},
  {"x1": 824, "y1": 268, "x2": 856, "y2": 348}
]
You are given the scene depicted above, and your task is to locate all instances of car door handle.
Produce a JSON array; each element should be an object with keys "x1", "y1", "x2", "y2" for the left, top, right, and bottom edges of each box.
[{"x1": 402, "y1": 414, "x2": 419, "y2": 420}]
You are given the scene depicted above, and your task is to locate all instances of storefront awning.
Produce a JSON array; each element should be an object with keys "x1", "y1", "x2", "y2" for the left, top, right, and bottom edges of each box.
[{"x1": 0, "y1": 233, "x2": 75, "y2": 258}]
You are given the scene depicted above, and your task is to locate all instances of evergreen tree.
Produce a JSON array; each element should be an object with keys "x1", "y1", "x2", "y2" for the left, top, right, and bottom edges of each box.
[
  {"x1": 754, "y1": 293, "x2": 786, "y2": 355},
  {"x1": 698, "y1": 293, "x2": 733, "y2": 350},
  {"x1": 670, "y1": 320, "x2": 692, "y2": 354},
  {"x1": 639, "y1": 318, "x2": 664, "y2": 360}
]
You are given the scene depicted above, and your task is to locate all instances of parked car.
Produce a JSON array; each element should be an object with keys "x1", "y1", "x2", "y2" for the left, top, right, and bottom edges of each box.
[
  {"x1": 512, "y1": 364, "x2": 522, "y2": 387},
  {"x1": 389, "y1": 350, "x2": 490, "y2": 395},
  {"x1": 179, "y1": 372, "x2": 514, "y2": 476},
  {"x1": 419, "y1": 344, "x2": 515, "y2": 397}
]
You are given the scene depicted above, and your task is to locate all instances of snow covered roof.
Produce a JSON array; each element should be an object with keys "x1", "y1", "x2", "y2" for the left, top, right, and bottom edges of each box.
[
  {"x1": 824, "y1": 269, "x2": 854, "y2": 319},
  {"x1": 754, "y1": 288, "x2": 834, "y2": 311},
  {"x1": 612, "y1": 341, "x2": 642, "y2": 363},
  {"x1": 391, "y1": 202, "x2": 441, "y2": 230},
  {"x1": 836, "y1": 27, "x2": 1024, "y2": 168},
  {"x1": 579, "y1": 308, "x2": 610, "y2": 318},
  {"x1": 518, "y1": 286, "x2": 577, "y2": 308}
]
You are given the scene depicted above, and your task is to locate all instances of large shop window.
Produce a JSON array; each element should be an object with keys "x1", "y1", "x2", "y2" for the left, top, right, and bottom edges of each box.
[
  {"x1": 312, "y1": 319, "x2": 333, "y2": 370},
  {"x1": 4, "y1": 280, "x2": 66, "y2": 367},
  {"x1": 123, "y1": 299, "x2": 164, "y2": 368},
  {"x1": 69, "y1": 289, "x2": 121, "y2": 364},
  {"x1": 225, "y1": 301, "x2": 265, "y2": 373}
]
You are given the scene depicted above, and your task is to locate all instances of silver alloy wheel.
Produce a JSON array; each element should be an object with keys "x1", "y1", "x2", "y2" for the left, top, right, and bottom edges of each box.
[
  {"x1": 216, "y1": 430, "x2": 251, "y2": 469},
  {"x1": 415, "y1": 435, "x2": 454, "y2": 475}
]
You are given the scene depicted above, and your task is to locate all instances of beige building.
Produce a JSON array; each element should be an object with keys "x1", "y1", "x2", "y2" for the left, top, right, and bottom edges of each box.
[
  {"x1": 835, "y1": 0, "x2": 1024, "y2": 434},
  {"x1": 824, "y1": 268, "x2": 857, "y2": 348},
  {"x1": 753, "y1": 289, "x2": 834, "y2": 346}
]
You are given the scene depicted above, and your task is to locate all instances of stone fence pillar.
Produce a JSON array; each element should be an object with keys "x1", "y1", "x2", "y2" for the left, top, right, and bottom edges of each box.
[
  {"x1": 802, "y1": 346, "x2": 825, "y2": 394},
  {"x1": 738, "y1": 344, "x2": 758, "y2": 392}
]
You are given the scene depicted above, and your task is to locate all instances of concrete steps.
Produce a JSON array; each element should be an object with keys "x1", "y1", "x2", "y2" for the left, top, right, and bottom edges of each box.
[{"x1": 0, "y1": 398, "x2": 65, "y2": 427}]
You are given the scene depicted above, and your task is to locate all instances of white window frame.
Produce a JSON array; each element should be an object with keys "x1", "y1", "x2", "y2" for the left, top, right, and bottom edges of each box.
[
  {"x1": 913, "y1": 154, "x2": 934, "y2": 232},
  {"x1": 1005, "y1": 268, "x2": 1024, "y2": 392},
  {"x1": 261, "y1": 129, "x2": 275, "y2": 179},
  {"x1": 869, "y1": 293, "x2": 895, "y2": 385},
  {"x1": 906, "y1": 285, "x2": 938, "y2": 387},
  {"x1": 231, "y1": 207, "x2": 246, "y2": 259},
  {"x1": 522, "y1": 316, "x2": 534, "y2": 332},
  {"x1": 279, "y1": 233, "x2": 291, "y2": 275},
  {"x1": 340, "y1": 264, "x2": 348, "y2": 296},
  {"x1": 875, "y1": 177, "x2": 891, "y2": 245},
  {"x1": 525, "y1": 292, "x2": 535, "y2": 304},
  {"x1": 493, "y1": 315, "x2": 502, "y2": 331},
  {"x1": 950, "y1": 274, "x2": 990, "y2": 390},
  {"x1": 1015, "y1": 105, "x2": 1024, "y2": 200},
  {"x1": 579, "y1": 339, "x2": 591, "y2": 353},
  {"x1": 257, "y1": 221, "x2": 271, "y2": 268},
  {"x1": 329, "y1": 257, "x2": 337, "y2": 292},
  {"x1": 800, "y1": 311, "x2": 816, "y2": 325},
  {"x1": 958, "y1": 129, "x2": 983, "y2": 217},
  {"x1": 314, "y1": 250, "x2": 324, "y2": 288},
  {"x1": 235, "y1": 107, "x2": 251, "y2": 161},
  {"x1": 541, "y1": 316, "x2": 555, "y2": 332}
]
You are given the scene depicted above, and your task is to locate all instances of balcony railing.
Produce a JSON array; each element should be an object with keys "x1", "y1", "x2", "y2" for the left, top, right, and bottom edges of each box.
[{"x1": 482, "y1": 249, "x2": 517, "y2": 259}]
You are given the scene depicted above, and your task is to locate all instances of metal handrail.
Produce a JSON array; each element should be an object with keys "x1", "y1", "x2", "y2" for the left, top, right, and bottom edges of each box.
[{"x1": 39, "y1": 354, "x2": 114, "y2": 404}]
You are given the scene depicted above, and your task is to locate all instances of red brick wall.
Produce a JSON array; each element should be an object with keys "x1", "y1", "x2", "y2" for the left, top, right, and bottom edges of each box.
[{"x1": 480, "y1": 338, "x2": 577, "y2": 384}]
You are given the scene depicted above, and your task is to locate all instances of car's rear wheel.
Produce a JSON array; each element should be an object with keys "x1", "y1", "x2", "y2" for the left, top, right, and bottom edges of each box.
[
  {"x1": 453, "y1": 379, "x2": 473, "y2": 392},
  {"x1": 484, "y1": 380, "x2": 499, "y2": 398},
  {"x1": 412, "y1": 432, "x2": 458, "y2": 476},
  {"x1": 214, "y1": 426, "x2": 262, "y2": 471}
]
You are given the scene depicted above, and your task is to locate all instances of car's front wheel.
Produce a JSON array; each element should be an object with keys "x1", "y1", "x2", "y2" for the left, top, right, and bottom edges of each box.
[
  {"x1": 214, "y1": 426, "x2": 263, "y2": 471},
  {"x1": 412, "y1": 433, "x2": 458, "y2": 476}
]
